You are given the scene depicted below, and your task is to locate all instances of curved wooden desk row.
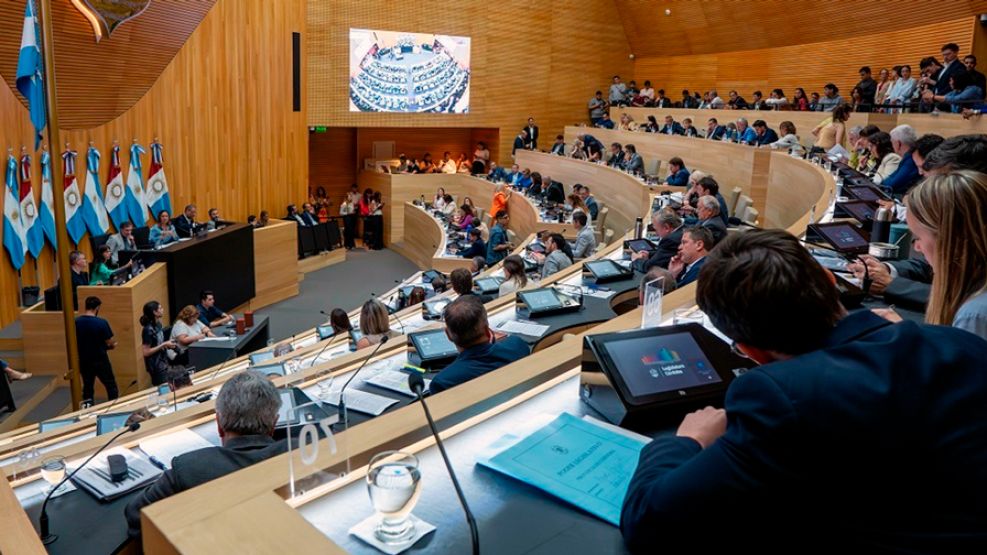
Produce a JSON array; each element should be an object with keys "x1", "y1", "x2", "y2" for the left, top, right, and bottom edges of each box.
[
  {"x1": 126, "y1": 152, "x2": 832, "y2": 554},
  {"x1": 619, "y1": 106, "x2": 987, "y2": 141}
]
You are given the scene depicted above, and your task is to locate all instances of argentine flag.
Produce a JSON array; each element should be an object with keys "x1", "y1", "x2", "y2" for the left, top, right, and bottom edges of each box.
[
  {"x1": 15, "y1": 0, "x2": 46, "y2": 149},
  {"x1": 19, "y1": 153, "x2": 43, "y2": 259},
  {"x1": 145, "y1": 140, "x2": 171, "y2": 218},
  {"x1": 38, "y1": 149, "x2": 56, "y2": 250},
  {"x1": 3, "y1": 154, "x2": 26, "y2": 270},
  {"x1": 81, "y1": 146, "x2": 110, "y2": 236},
  {"x1": 62, "y1": 148, "x2": 86, "y2": 245},
  {"x1": 104, "y1": 145, "x2": 129, "y2": 231},
  {"x1": 125, "y1": 142, "x2": 149, "y2": 225}
]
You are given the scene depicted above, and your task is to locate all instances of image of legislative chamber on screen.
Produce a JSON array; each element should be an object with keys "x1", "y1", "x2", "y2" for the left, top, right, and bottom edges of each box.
[{"x1": 349, "y1": 28, "x2": 471, "y2": 114}]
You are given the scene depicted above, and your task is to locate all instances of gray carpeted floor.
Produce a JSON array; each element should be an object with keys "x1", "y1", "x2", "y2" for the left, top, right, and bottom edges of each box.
[{"x1": 253, "y1": 248, "x2": 418, "y2": 341}]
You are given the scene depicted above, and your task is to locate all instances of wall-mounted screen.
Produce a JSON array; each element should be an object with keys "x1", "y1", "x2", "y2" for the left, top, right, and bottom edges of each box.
[{"x1": 349, "y1": 28, "x2": 471, "y2": 114}]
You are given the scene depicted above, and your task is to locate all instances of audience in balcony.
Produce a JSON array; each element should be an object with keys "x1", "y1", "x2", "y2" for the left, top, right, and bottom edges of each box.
[{"x1": 792, "y1": 87, "x2": 810, "y2": 111}]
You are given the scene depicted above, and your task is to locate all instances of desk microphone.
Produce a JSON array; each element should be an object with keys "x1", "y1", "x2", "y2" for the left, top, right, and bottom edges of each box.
[
  {"x1": 336, "y1": 336, "x2": 389, "y2": 429},
  {"x1": 390, "y1": 305, "x2": 407, "y2": 335},
  {"x1": 39, "y1": 422, "x2": 141, "y2": 545},
  {"x1": 307, "y1": 331, "x2": 339, "y2": 370},
  {"x1": 407, "y1": 373, "x2": 479, "y2": 555}
]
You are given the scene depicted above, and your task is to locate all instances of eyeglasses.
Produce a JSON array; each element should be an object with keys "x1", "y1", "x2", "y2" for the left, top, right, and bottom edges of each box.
[{"x1": 730, "y1": 341, "x2": 751, "y2": 360}]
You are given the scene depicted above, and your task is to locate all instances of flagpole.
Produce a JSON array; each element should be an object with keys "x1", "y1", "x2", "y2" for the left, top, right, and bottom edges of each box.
[{"x1": 37, "y1": 0, "x2": 83, "y2": 410}]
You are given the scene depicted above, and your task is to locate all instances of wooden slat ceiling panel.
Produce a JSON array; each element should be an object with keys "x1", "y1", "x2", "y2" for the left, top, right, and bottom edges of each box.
[
  {"x1": 615, "y1": 0, "x2": 987, "y2": 57},
  {"x1": 0, "y1": 0, "x2": 216, "y2": 129}
]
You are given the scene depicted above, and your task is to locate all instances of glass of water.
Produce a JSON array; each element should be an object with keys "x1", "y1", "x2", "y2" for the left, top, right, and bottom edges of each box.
[
  {"x1": 366, "y1": 451, "x2": 422, "y2": 546},
  {"x1": 40, "y1": 456, "x2": 66, "y2": 494}
]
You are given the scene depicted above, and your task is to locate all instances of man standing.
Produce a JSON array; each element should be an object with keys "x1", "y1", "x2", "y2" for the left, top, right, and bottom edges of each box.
[
  {"x1": 105, "y1": 221, "x2": 137, "y2": 264},
  {"x1": 667, "y1": 227, "x2": 711, "y2": 286},
  {"x1": 126, "y1": 371, "x2": 287, "y2": 540},
  {"x1": 964, "y1": 54, "x2": 986, "y2": 93},
  {"x1": 609, "y1": 75, "x2": 628, "y2": 107},
  {"x1": 428, "y1": 296, "x2": 530, "y2": 395},
  {"x1": 69, "y1": 250, "x2": 88, "y2": 308},
  {"x1": 75, "y1": 296, "x2": 118, "y2": 405},
  {"x1": 621, "y1": 229, "x2": 987, "y2": 553},
  {"x1": 197, "y1": 290, "x2": 234, "y2": 327},
  {"x1": 525, "y1": 117, "x2": 539, "y2": 150},
  {"x1": 588, "y1": 90, "x2": 608, "y2": 125},
  {"x1": 934, "y1": 43, "x2": 967, "y2": 98},
  {"x1": 485, "y1": 211, "x2": 513, "y2": 266},
  {"x1": 855, "y1": 66, "x2": 877, "y2": 111},
  {"x1": 632, "y1": 208, "x2": 683, "y2": 272}
]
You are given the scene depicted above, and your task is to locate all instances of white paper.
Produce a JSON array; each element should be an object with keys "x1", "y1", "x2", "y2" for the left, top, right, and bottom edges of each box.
[
  {"x1": 138, "y1": 429, "x2": 213, "y2": 469},
  {"x1": 496, "y1": 319, "x2": 550, "y2": 338}
]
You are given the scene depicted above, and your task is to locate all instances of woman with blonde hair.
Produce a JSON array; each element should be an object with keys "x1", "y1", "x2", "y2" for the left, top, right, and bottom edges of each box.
[
  {"x1": 812, "y1": 103, "x2": 851, "y2": 152},
  {"x1": 356, "y1": 298, "x2": 396, "y2": 349},
  {"x1": 875, "y1": 170, "x2": 987, "y2": 339}
]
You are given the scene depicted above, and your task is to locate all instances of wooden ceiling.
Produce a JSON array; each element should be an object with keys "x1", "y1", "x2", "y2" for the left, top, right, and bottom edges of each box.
[
  {"x1": 0, "y1": 0, "x2": 216, "y2": 129},
  {"x1": 615, "y1": 0, "x2": 987, "y2": 57}
]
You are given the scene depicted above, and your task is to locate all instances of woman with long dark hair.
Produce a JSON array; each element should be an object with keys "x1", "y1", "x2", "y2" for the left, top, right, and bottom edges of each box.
[{"x1": 140, "y1": 301, "x2": 177, "y2": 385}]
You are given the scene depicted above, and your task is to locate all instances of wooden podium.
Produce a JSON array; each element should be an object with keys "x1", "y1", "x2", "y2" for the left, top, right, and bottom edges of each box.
[{"x1": 20, "y1": 263, "x2": 171, "y2": 392}]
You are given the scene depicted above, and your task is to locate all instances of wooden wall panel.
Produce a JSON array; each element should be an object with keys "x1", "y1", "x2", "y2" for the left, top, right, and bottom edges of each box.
[
  {"x1": 0, "y1": 0, "x2": 307, "y2": 329},
  {"x1": 615, "y1": 0, "x2": 987, "y2": 57},
  {"x1": 309, "y1": 128, "x2": 358, "y2": 205},
  {"x1": 355, "y1": 128, "x2": 476, "y2": 168},
  {"x1": 0, "y1": 0, "x2": 216, "y2": 129},
  {"x1": 306, "y1": 0, "x2": 632, "y2": 165},
  {"x1": 631, "y1": 18, "x2": 975, "y2": 104}
]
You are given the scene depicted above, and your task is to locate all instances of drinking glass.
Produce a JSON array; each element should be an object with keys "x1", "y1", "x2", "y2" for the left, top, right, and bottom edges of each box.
[
  {"x1": 672, "y1": 308, "x2": 704, "y2": 326},
  {"x1": 366, "y1": 451, "x2": 422, "y2": 545},
  {"x1": 40, "y1": 456, "x2": 66, "y2": 494}
]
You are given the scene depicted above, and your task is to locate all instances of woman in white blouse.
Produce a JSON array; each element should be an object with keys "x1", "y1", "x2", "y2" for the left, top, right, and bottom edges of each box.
[
  {"x1": 472, "y1": 142, "x2": 490, "y2": 174},
  {"x1": 498, "y1": 255, "x2": 529, "y2": 296},
  {"x1": 768, "y1": 121, "x2": 804, "y2": 155},
  {"x1": 170, "y1": 305, "x2": 215, "y2": 355},
  {"x1": 867, "y1": 132, "x2": 901, "y2": 184}
]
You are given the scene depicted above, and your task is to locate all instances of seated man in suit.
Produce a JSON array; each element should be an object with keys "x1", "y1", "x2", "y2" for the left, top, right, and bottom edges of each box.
[
  {"x1": 621, "y1": 229, "x2": 987, "y2": 554},
  {"x1": 705, "y1": 118, "x2": 726, "y2": 140},
  {"x1": 568, "y1": 211, "x2": 597, "y2": 259},
  {"x1": 532, "y1": 233, "x2": 573, "y2": 279},
  {"x1": 666, "y1": 226, "x2": 710, "y2": 286},
  {"x1": 623, "y1": 144, "x2": 644, "y2": 175},
  {"x1": 659, "y1": 115, "x2": 684, "y2": 136},
  {"x1": 606, "y1": 142, "x2": 625, "y2": 168},
  {"x1": 125, "y1": 370, "x2": 287, "y2": 540},
  {"x1": 458, "y1": 228, "x2": 486, "y2": 259},
  {"x1": 550, "y1": 134, "x2": 566, "y2": 156},
  {"x1": 173, "y1": 204, "x2": 199, "y2": 238},
  {"x1": 734, "y1": 118, "x2": 758, "y2": 145},
  {"x1": 664, "y1": 157, "x2": 691, "y2": 187},
  {"x1": 632, "y1": 208, "x2": 683, "y2": 272},
  {"x1": 299, "y1": 202, "x2": 318, "y2": 226},
  {"x1": 205, "y1": 207, "x2": 227, "y2": 231},
  {"x1": 196, "y1": 290, "x2": 234, "y2": 327},
  {"x1": 576, "y1": 184, "x2": 600, "y2": 220},
  {"x1": 752, "y1": 120, "x2": 779, "y2": 146},
  {"x1": 105, "y1": 221, "x2": 138, "y2": 264},
  {"x1": 696, "y1": 195, "x2": 727, "y2": 246},
  {"x1": 545, "y1": 177, "x2": 566, "y2": 204},
  {"x1": 428, "y1": 295, "x2": 530, "y2": 395},
  {"x1": 849, "y1": 255, "x2": 932, "y2": 312},
  {"x1": 486, "y1": 161, "x2": 508, "y2": 182}
]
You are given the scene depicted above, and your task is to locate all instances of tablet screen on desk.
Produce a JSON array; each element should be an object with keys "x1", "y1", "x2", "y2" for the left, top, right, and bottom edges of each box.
[
  {"x1": 254, "y1": 363, "x2": 286, "y2": 377},
  {"x1": 585, "y1": 260, "x2": 626, "y2": 279},
  {"x1": 816, "y1": 223, "x2": 868, "y2": 251},
  {"x1": 411, "y1": 329, "x2": 459, "y2": 361},
  {"x1": 837, "y1": 200, "x2": 877, "y2": 223},
  {"x1": 39, "y1": 418, "x2": 77, "y2": 433},
  {"x1": 316, "y1": 325, "x2": 335, "y2": 340},
  {"x1": 425, "y1": 298, "x2": 451, "y2": 317},
  {"x1": 96, "y1": 413, "x2": 131, "y2": 436},
  {"x1": 475, "y1": 277, "x2": 502, "y2": 292},
  {"x1": 601, "y1": 332, "x2": 722, "y2": 397},
  {"x1": 626, "y1": 239, "x2": 655, "y2": 253},
  {"x1": 250, "y1": 351, "x2": 275, "y2": 366},
  {"x1": 519, "y1": 289, "x2": 562, "y2": 311},
  {"x1": 846, "y1": 185, "x2": 888, "y2": 202}
]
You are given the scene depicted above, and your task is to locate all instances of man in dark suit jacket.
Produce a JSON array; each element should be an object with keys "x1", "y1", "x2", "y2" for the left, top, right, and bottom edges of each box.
[
  {"x1": 850, "y1": 254, "x2": 932, "y2": 312},
  {"x1": 934, "y1": 43, "x2": 967, "y2": 97},
  {"x1": 525, "y1": 118, "x2": 539, "y2": 149},
  {"x1": 606, "y1": 143, "x2": 625, "y2": 168},
  {"x1": 428, "y1": 296, "x2": 530, "y2": 394},
  {"x1": 667, "y1": 226, "x2": 710, "y2": 286},
  {"x1": 173, "y1": 204, "x2": 198, "y2": 238},
  {"x1": 704, "y1": 118, "x2": 726, "y2": 141},
  {"x1": 659, "y1": 116, "x2": 684, "y2": 136},
  {"x1": 752, "y1": 120, "x2": 779, "y2": 146},
  {"x1": 125, "y1": 371, "x2": 287, "y2": 540},
  {"x1": 964, "y1": 55, "x2": 987, "y2": 93},
  {"x1": 511, "y1": 130, "x2": 527, "y2": 157},
  {"x1": 621, "y1": 229, "x2": 987, "y2": 554},
  {"x1": 632, "y1": 208, "x2": 682, "y2": 272},
  {"x1": 299, "y1": 202, "x2": 318, "y2": 226},
  {"x1": 696, "y1": 196, "x2": 727, "y2": 246}
]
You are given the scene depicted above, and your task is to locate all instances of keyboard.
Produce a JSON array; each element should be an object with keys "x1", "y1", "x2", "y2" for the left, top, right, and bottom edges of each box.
[{"x1": 326, "y1": 388, "x2": 399, "y2": 416}]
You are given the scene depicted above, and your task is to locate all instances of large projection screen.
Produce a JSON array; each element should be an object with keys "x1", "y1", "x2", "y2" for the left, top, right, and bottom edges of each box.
[{"x1": 349, "y1": 28, "x2": 471, "y2": 114}]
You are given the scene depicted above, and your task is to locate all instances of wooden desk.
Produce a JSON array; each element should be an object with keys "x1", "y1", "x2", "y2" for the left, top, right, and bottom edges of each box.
[
  {"x1": 248, "y1": 219, "x2": 300, "y2": 310},
  {"x1": 20, "y1": 263, "x2": 170, "y2": 391}
]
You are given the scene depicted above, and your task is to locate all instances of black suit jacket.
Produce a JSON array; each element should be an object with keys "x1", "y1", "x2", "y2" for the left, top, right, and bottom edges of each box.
[
  {"x1": 700, "y1": 217, "x2": 727, "y2": 246},
  {"x1": 525, "y1": 125, "x2": 539, "y2": 149},
  {"x1": 621, "y1": 311, "x2": 987, "y2": 554},
  {"x1": 632, "y1": 226, "x2": 683, "y2": 272},
  {"x1": 969, "y1": 69, "x2": 987, "y2": 95},
  {"x1": 546, "y1": 181, "x2": 566, "y2": 204},
  {"x1": 173, "y1": 214, "x2": 195, "y2": 238},
  {"x1": 126, "y1": 435, "x2": 286, "y2": 539},
  {"x1": 884, "y1": 257, "x2": 932, "y2": 311},
  {"x1": 935, "y1": 60, "x2": 967, "y2": 95},
  {"x1": 512, "y1": 136, "x2": 525, "y2": 155}
]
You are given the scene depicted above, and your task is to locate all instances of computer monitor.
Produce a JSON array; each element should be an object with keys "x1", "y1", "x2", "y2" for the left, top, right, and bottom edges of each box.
[
  {"x1": 316, "y1": 325, "x2": 335, "y2": 341},
  {"x1": 584, "y1": 259, "x2": 632, "y2": 283},
  {"x1": 96, "y1": 412, "x2": 132, "y2": 436},
  {"x1": 807, "y1": 222, "x2": 870, "y2": 255},
  {"x1": 38, "y1": 417, "x2": 78, "y2": 433},
  {"x1": 409, "y1": 329, "x2": 460, "y2": 367},
  {"x1": 249, "y1": 351, "x2": 275, "y2": 366},
  {"x1": 254, "y1": 362, "x2": 287, "y2": 377},
  {"x1": 474, "y1": 277, "x2": 503, "y2": 295}
]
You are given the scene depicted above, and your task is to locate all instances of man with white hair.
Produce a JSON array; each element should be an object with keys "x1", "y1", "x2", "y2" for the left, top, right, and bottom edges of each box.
[
  {"x1": 735, "y1": 118, "x2": 757, "y2": 145},
  {"x1": 125, "y1": 371, "x2": 287, "y2": 539},
  {"x1": 882, "y1": 125, "x2": 921, "y2": 195},
  {"x1": 697, "y1": 195, "x2": 727, "y2": 246}
]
